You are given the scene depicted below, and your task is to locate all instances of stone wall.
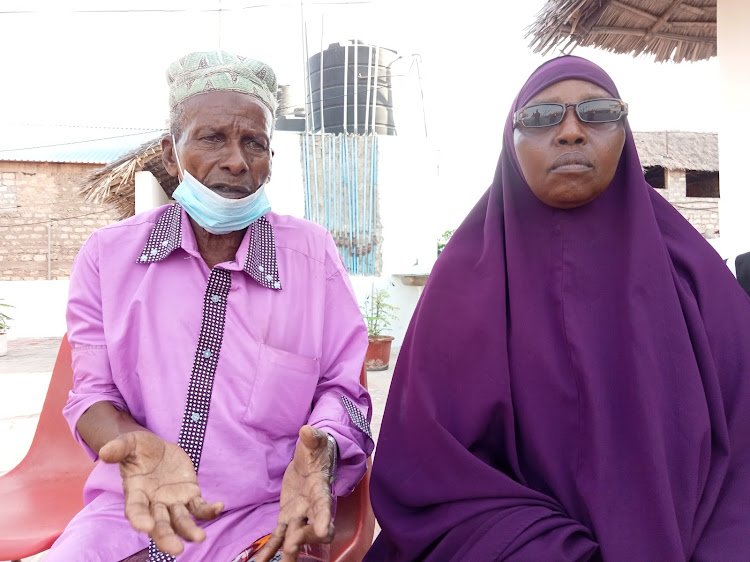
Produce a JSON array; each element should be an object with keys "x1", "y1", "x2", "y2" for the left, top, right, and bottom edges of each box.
[
  {"x1": 0, "y1": 161, "x2": 120, "y2": 280},
  {"x1": 654, "y1": 168, "x2": 719, "y2": 238}
]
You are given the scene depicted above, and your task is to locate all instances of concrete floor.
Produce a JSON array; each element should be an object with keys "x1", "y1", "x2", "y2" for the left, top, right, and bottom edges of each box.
[{"x1": 0, "y1": 337, "x2": 397, "y2": 562}]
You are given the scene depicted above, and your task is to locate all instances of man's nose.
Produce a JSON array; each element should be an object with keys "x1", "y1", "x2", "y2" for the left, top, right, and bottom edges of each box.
[
  {"x1": 555, "y1": 106, "x2": 587, "y2": 146},
  {"x1": 220, "y1": 142, "x2": 249, "y2": 175}
]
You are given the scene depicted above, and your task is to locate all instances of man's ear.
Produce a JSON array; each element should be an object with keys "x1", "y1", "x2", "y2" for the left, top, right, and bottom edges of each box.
[
  {"x1": 266, "y1": 149, "x2": 274, "y2": 184},
  {"x1": 162, "y1": 135, "x2": 179, "y2": 178}
]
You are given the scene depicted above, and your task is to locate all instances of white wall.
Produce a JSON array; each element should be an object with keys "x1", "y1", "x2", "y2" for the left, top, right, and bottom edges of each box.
[
  {"x1": 718, "y1": 0, "x2": 750, "y2": 258},
  {"x1": 268, "y1": 131, "x2": 307, "y2": 218},
  {"x1": 0, "y1": 280, "x2": 69, "y2": 340},
  {"x1": 134, "y1": 171, "x2": 171, "y2": 214}
]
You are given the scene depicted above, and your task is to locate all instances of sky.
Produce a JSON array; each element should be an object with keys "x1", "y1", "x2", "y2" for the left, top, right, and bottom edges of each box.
[{"x1": 0, "y1": 0, "x2": 721, "y2": 226}]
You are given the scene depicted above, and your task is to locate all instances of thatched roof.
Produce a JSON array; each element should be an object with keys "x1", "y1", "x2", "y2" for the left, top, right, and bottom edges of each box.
[
  {"x1": 633, "y1": 131, "x2": 718, "y2": 171},
  {"x1": 527, "y1": 0, "x2": 717, "y2": 63},
  {"x1": 81, "y1": 134, "x2": 175, "y2": 220}
]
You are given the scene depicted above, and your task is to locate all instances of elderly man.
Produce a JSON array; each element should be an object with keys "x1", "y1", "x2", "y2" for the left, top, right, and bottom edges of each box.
[{"x1": 47, "y1": 52, "x2": 373, "y2": 562}]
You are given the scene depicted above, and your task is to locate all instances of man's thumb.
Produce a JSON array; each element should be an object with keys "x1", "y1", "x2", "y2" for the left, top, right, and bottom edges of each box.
[{"x1": 98, "y1": 434, "x2": 132, "y2": 464}]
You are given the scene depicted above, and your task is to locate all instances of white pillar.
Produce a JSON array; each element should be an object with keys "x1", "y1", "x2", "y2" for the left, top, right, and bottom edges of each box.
[
  {"x1": 134, "y1": 171, "x2": 170, "y2": 214},
  {"x1": 718, "y1": 0, "x2": 750, "y2": 257}
]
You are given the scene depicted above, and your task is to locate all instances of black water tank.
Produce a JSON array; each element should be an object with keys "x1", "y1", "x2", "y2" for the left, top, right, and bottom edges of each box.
[{"x1": 308, "y1": 41, "x2": 398, "y2": 135}]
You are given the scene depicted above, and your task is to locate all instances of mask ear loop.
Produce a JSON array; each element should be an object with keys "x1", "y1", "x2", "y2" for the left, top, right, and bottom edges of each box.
[{"x1": 171, "y1": 134, "x2": 185, "y2": 182}]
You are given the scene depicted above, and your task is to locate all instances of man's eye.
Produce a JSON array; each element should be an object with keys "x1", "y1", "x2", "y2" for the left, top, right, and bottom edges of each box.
[
  {"x1": 202, "y1": 134, "x2": 221, "y2": 142},
  {"x1": 247, "y1": 139, "x2": 265, "y2": 150}
]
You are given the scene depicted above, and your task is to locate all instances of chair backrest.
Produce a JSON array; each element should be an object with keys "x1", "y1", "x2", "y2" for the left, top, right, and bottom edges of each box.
[
  {"x1": 14, "y1": 334, "x2": 95, "y2": 475},
  {"x1": 330, "y1": 365, "x2": 376, "y2": 561},
  {"x1": 10, "y1": 336, "x2": 374, "y2": 559}
]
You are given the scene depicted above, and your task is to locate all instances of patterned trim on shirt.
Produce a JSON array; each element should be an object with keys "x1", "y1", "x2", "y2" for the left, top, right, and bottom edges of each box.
[
  {"x1": 341, "y1": 395, "x2": 372, "y2": 439},
  {"x1": 148, "y1": 267, "x2": 233, "y2": 562},
  {"x1": 137, "y1": 203, "x2": 182, "y2": 263},
  {"x1": 136, "y1": 203, "x2": 281, "y2": 291},
  {"x1": 243, "y1": 214, "x2": 282, "y2": 290}
]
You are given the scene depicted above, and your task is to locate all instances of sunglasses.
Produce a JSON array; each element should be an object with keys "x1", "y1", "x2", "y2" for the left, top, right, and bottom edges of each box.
[{"x1": 513, "y1": 98, "x2": 628, "y2": 128}]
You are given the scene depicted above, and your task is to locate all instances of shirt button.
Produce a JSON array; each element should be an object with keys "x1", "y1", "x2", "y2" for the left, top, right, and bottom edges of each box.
[
  {"x1": 202, "y1": 349, "x2": 212, "y2": 358},
  {"x1": 258, "y1": 265, "x2": 264, "y2": 272},
  {"x1": 150, "y1": 248, "x2": 158, "y2": 255},
  {"x1": 191, "y1": 412, "x2": 201, "y2": 422},
  {"x1": 161, "y1": 240, "x2": 169, "y2": 247},
  {"x1": 265, "y1": 274, "x2": 273, "y2": 281},
  {"x1": 211, "y1": 294, "x2": 220, "y2": 303},
  {"x1": 274, "y1": 281, "x2": 281, "y2": 289}
]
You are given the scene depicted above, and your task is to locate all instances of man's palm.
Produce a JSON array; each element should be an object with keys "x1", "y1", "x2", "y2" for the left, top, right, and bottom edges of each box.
[
  {"x1": 254, "y1": 426, "x2": 335, "y2": 562},
  {"x1": 100, "y1": 431, "x2": 223, "y2": 556}
]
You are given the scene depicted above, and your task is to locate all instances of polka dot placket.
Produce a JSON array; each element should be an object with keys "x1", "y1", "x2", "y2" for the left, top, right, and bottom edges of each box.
[{"x1": 148, "y1": 267, "x2": 232, "y2": 562}]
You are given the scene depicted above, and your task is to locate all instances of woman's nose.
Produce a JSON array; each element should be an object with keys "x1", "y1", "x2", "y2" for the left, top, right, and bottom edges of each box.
[{"x1": 555, "y1": 106, "x2": 587, "y2": 146}]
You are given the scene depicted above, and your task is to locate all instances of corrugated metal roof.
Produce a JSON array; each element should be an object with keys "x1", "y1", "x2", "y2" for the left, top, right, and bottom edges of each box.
[{"x1": 0, "y1": 123, "x2": 167, "y2": 164}]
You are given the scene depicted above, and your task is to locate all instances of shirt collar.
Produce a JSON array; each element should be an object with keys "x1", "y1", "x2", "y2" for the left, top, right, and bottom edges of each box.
[{"x1": 136, "y1": 203, "x2": 282, "y2": 290}]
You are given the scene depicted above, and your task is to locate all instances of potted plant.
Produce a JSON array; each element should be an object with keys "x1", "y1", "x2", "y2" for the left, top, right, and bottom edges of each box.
[
  {"x1": 361, "y1": 287, "x2": 399, "y2": 371},
  {"x1": 437, "y1": 228, "x2": 456, "y2": 256},
  {"x1": 0, "y1": 299, "x2": 13, "y2": 357}
]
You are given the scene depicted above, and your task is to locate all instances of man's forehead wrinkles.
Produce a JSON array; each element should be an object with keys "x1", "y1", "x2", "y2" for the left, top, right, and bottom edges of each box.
[{"x1": 183, "y1": 107, "x2": 272, "y2": 138}]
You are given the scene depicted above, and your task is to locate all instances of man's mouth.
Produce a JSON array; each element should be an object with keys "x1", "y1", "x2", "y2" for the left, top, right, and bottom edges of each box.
[
  {"x1": 208, "y1": 184, "x2": 252, "y2": 199},
  {"x1": 550, "y1": 152, "x2": 593, "y2": 172}
]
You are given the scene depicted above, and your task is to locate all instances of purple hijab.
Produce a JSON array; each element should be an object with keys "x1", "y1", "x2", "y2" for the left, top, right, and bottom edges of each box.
[{"x1": 366, "y1": 56, "x2": 750, "y2": 561}]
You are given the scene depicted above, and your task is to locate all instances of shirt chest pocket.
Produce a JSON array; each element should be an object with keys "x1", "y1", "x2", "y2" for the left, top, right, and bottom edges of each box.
[{"x1": 242, "y1": 344, "x2": 321, "y2": 439}]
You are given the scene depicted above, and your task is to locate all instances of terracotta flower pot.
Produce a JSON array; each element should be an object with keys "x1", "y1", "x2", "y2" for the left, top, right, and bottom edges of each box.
[{"x1": 365, "y1": 335, "x2": 394, "y2": 371}]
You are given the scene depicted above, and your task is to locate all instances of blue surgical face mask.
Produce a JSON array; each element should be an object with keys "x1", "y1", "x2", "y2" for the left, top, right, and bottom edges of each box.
[{"x1": 170, "y1": 135, "x2": 271, "y2": 235}]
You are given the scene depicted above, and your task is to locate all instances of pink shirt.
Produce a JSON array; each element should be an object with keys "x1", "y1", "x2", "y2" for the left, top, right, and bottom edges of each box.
[{"x1": 50, "y1": 205, "x2": 373, "y2": 561}]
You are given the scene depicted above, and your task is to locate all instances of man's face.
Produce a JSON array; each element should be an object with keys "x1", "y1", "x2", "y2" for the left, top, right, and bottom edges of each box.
[
  {"x1": 513, "y1": 79, "x2": 626, "y2": 209},
  {"x1": 164, "y1": 91, "x2": 274, "y2": 199}
]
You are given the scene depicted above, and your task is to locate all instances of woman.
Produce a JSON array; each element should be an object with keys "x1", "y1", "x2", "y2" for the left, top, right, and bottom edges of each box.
[{"x1": 366, "y1": 56, "x2": 750, "y2": 560}]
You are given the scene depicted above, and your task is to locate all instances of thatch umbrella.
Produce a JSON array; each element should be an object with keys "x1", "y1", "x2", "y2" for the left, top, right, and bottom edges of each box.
[
  {"x1": 527, "y1": 0, "x2": 717, "y2": 63},
  {"x1": 81, "y1": 134, "x2": 175, "y2": 220}
]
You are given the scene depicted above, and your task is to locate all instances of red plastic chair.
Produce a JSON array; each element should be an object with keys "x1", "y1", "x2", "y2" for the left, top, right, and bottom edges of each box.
[
  {"x1": 0, "y1": 337, "x2": 375, "y2": 561},
  {"x1": 330, "y1": 366, "x2": 376, "y2": 561},
  {"x1": 0, "y1": 334, "x2": 96, "y2": 561}
]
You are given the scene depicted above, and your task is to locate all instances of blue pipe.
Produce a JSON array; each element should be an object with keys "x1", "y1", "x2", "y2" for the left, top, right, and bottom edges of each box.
[
  {"x1": 332, "y1": 136, "x2": 336, "y2": 238},
  {"x1": 301, "y1": 135, "x2": 309, "y2": 219},
  {"x1": 372, "y1": 135, "x2": 379, "y2": 275},
  {"x1": 310, "y1": 134, "x2": 320, "y2": 224}
]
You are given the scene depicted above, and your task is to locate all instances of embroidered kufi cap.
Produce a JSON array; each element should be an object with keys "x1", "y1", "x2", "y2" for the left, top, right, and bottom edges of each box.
[{"x1": 166, "y1": 51, "x2": 277, "y2": 114}]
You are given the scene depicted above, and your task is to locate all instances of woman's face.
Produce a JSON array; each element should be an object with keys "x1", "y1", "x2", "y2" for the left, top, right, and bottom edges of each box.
[{"x1": 513, "y1": 79, "x2": 626, "y2": 209}]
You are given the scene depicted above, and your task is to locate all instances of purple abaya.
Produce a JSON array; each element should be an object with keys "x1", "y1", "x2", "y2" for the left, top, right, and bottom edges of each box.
[{"x1": 366, "y1": 56, "x2": 750, "y2": 561}]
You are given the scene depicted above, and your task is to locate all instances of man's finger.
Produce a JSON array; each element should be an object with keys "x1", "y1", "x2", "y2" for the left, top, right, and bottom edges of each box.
[
  {"x1": 169, "y1": 503, "x2": 205, "y2": 543},
  {"x1": 253, "y1": 523, "x2": 287, "y2": 562},
  {"x1": 281, "y1": 516, "x2": 307, "y2": 561},
  {"x1": 150, "y1": 502, "x2": 184, "y2": 556},
  {"x1": 187, "y1": 497, "x2": 224, "y2": 520},
  {"x1": 279, "y1": 517, "x2": 334, "y2": 562},
  {"x1": 123, "y1": 487, "x2": 155, "y2": 533},
  {"x1": 307, "y1": 486, "x2": 333, "y2": 537},
  {"x1": 310, "y1": 506, "x2": 333, "y2": 540}
]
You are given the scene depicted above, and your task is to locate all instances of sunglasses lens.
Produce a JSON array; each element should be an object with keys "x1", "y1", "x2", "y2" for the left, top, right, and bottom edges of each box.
[
  {"x1": 520, "y1": 104, "x2": 564, "y2": 127},
  {"x1": 577, "y1": 99, "x2": 625, "y2": 123}
]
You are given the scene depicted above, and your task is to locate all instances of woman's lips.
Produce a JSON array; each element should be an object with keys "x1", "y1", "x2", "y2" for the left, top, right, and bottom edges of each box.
[{"x1": 550, "y1": 152, "x2": 593, "y2": 171}]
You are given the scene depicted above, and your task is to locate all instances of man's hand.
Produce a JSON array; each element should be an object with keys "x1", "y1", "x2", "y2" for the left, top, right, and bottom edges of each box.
[
  {"x1": 99, "y1": 430, "x2": 224, "y2": 556},
  {"x1": 254, "y1": 426, "x2": 336, "y2": 562}
]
